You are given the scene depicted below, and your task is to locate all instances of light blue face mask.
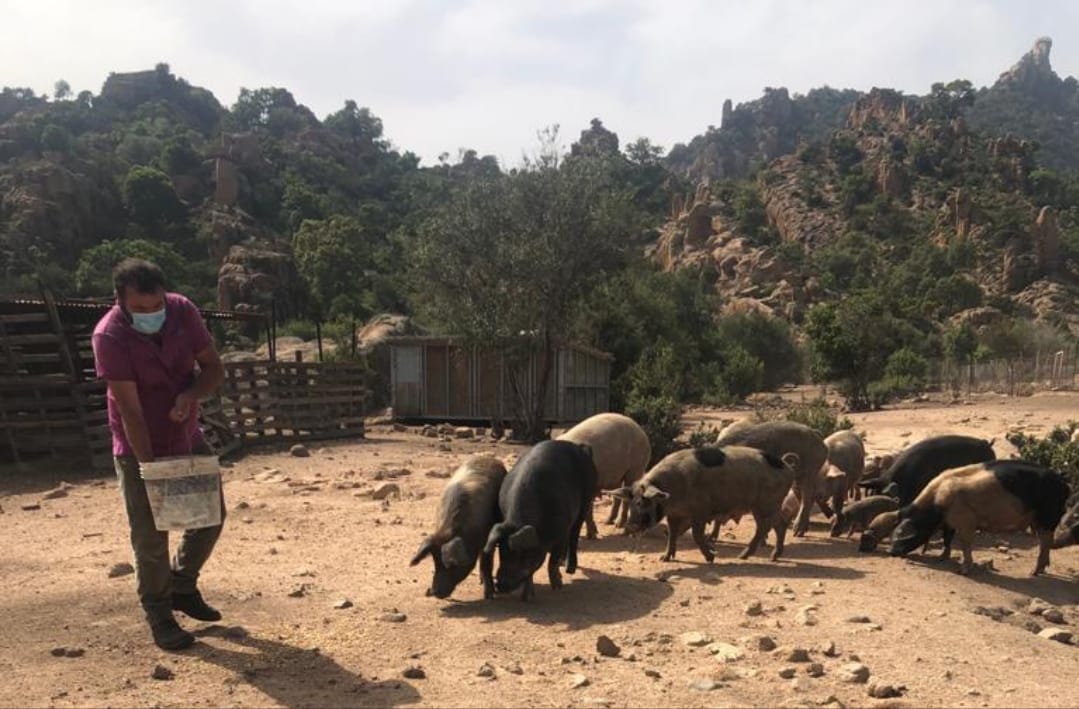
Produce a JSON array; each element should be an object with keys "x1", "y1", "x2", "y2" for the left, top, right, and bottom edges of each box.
[{"x1": 131, "y1": 307, "x2": 166, "y2": 334}]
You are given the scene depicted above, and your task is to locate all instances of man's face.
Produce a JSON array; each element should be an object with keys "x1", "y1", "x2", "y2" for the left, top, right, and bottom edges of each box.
[{"x1": 121, "y1": 287, "x2": 165, "y2": 314}]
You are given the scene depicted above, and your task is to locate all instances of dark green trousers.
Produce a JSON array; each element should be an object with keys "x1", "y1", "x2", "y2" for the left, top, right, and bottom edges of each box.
[{"x1": 114, "y1": 443, "x2": 226, "y2": 622}]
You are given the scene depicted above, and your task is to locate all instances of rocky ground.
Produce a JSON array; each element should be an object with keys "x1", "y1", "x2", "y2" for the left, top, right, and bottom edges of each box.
[{"x1": 1, "y1": 390, "x2": 1078, "y2": 708}]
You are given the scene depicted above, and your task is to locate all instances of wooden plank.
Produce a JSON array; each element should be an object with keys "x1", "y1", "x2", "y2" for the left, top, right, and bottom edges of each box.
[
  {"x1": 0, "y1": 313, "x2": 50, "y2": 324},
  {"x1": 0, "y1": 333, "x2": 62, "y2": 346}
]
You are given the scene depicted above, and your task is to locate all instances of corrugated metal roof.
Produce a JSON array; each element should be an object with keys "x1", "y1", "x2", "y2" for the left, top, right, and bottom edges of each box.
[
  {"x1": 0, "y1": 296, "x2": 269, "y2": 323},
  {"x1": 387, "y1": 334, "x2": 613, "y2": 361}
]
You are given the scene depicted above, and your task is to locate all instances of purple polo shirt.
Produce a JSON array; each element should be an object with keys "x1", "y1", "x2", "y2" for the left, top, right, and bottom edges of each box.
[{"x1": 92, "y1": 293, "x2": 212, "y2": 457}]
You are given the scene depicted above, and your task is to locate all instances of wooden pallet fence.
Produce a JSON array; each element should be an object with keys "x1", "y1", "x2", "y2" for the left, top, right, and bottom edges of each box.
[{"x1": 216, "y1": 360, "x2": 368, "y2": 442}]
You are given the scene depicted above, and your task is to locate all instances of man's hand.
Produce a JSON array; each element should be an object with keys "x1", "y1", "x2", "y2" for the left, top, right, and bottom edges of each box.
[{"x1": 170, "y1": 390, "x2": 197, "y2": 423}]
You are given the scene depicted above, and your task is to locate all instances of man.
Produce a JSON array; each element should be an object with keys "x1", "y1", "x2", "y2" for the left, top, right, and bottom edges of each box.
[{"x1": 92, "y1": 258, "x2": 226, "y2": 651}]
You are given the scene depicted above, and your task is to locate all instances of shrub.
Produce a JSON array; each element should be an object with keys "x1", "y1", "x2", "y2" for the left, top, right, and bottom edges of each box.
[
  {"x1": 754, "y1": 397, "x2": 853, "y2": 439},
  {"x1": 625, "y1": 393, "x2": 683, "y2": 465},
  {"x1": 1006, "y1": 424, "x2": 1079, "y2": 491}
]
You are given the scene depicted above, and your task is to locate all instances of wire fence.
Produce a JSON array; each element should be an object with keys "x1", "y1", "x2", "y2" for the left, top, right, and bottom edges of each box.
[{"x1": 927, "y1": 346, "x2": 1079, "y2": 397}]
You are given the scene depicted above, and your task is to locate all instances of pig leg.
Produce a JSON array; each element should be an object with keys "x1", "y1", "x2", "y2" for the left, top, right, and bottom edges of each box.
[
  {"x1": 955, "y1": 526, "x2": 977, "y2": 575},
  {"x1": 691, "y1": 522, "x2": 716, "y2": 563},
  {"x1": 937, "y1": 526, "x2": 955, "y2": 561},
  {"x1": 480, "y1": 549, "x2": 496, "y2": 600},
  {"x1": 567, "y1": 507, "x2": 586, "y2": 574},
  {"x1": 584, "y1": 500, "x2": 598, "y2": 540},
  {"x1": 740, "y1": 512, "x2": 770, "y2": 560},
  {"x1": 1032, "y1": 528, "x2": 1053, "y2": 576},
  {"x1": 662, "y1": 517, "x2": 688, "y2": 562},
  {"x1": 521, "y1": 575, "x2": 536, "y2": 601},
  {"x1": 770, "y1": 518, "x2": 788, "y2": 561},
  {"x1": 547, "y1": 549, "x2": 564, "y2": 590},
  {"x1": 816, "y1": 498, "x2": 834, "y2": 519},
  {"x1": 606, "y1": 494, "x2": 620, "y2": 525},
  {"x1": 793, "y1": 480, "x2": 815, "y2": 537}
]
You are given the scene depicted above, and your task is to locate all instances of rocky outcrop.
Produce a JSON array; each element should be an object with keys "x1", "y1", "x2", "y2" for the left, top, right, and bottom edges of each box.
[
  {"x1": 847, "y1": 89, "x2": 913, "y2": 131},
  {"x1": 877, "y1": 158, "x2": 907, "y2": 198},
  {"x1": 996, "y1": 37, "x2": 1055, "y2": 87},
  {"x1": 1014, "y1": 280, "x2": 1079, "y2": 336},
  {"x1": 1032, "y1": 205, "x2": 1060, "y2": 275},
  {"x1": 216, "y1": 244, "x2": 301, "y2": 317},
  {"x1": 760, "y1": 156, "x2": 841, "y2": 248}
]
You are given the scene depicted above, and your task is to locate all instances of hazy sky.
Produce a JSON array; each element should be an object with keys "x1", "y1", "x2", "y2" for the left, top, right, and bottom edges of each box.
[{"x1": 4, "y1": 1, "x2": 1078, "y2": 165}]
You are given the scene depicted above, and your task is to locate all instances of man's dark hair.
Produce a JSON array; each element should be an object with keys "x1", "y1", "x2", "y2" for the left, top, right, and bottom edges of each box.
[{"x1": 113, "y1": 258, "x2": 166, "y2": 298}]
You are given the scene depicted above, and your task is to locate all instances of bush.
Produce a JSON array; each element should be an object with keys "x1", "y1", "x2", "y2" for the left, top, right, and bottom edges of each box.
[
  {"x1": 715, "y1": 311, "x2": 802, "y2": 390},
  {"x1": 1007, "y1": 424, "x2": 1079, "y2": 491},
  {"x1": 754, "y1": 397, "x2": 853, "y2": 439},
  {"x1": 716, "y1": 346, "x2": 764, "y2": 402},
  {"x1": 625, "y1": 393, "x2": 683, "y2": 465}
]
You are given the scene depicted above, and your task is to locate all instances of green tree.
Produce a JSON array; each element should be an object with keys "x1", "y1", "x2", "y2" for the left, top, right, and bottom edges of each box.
[
  {"x1": 156, "y1": 136, "x2": 201, "y2": 175},
  {"x1": 40, "y1": 124, "x2": 73, "y2": 153},
  {"x1": 123, "y1": 166, "x2": 185, "y2": 227},
  {"x1": 407, "y1": 142, "x2": 637, "y2": 440},
  {"x1": 74, "y1": 239, "x2": 188, "y2": 295},
  {"x1": 806, "y1": 293, "x2": 905, "y2": 410},
  {"x1": 715, "y1": 311, "x2": 801, "y2": 390},
  {"x1": 53, "y1": 79, "x2": 71, "y2": 101},
  {"x1": 943, "y1": 322, "x2": 978, "y2": 396},
  {"x1": 292, "y1": 215, "x2": 372, "y2": 319}
]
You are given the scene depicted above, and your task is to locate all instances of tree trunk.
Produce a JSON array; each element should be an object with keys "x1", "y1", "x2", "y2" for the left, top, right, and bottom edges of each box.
[{"x1": 527, "y1": 333, "x2": 556, "y2": 443}]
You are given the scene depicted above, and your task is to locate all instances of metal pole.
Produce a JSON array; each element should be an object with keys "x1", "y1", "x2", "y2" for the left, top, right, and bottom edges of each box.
[{"x1": 316, "y1": 320, "x2": 323, "y2": 363}]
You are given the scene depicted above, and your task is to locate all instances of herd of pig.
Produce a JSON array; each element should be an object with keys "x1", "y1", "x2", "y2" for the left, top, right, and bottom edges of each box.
[{"x1": 410, "y1": 413, "x2": 1079, "y2": 601}]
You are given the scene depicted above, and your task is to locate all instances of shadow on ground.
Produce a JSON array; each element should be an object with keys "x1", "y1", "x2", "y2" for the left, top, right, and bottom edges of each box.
[{"x1": 193, "y1": 626, "x2": 421, "y2": 709}]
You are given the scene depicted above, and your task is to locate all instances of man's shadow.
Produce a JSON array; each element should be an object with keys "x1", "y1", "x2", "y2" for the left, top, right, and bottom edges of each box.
[{"x1": 191, "y1": 626, "x2": 420, "y2": 709}]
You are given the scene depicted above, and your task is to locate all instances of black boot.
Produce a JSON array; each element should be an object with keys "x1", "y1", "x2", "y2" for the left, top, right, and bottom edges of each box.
[
  {"x1": 172, "y1": 590, "x2": 222, "y2": 622},
  {"x1": 149, "y1": 614, "x2": 195, "y2": 651}
]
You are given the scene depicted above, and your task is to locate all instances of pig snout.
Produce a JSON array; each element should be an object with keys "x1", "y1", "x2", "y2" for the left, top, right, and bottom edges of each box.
[{"x1": 1052, "y1": 525, "x2": 1078, "y2": 549}]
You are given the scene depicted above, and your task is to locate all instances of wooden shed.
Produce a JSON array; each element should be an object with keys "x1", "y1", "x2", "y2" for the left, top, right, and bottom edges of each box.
[{"x1": 389, "y1": 336, "x2": 611, "y2": 425}]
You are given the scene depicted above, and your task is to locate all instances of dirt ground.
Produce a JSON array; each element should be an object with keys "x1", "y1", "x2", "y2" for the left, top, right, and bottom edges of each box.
[{"x1": 2, "y1": 390, "x2": 1079, "y2": 709}]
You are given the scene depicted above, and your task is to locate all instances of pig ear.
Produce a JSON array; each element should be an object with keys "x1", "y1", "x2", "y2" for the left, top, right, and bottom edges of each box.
[
  {"x1": 484, "y1": 523, "x2": 507, "y2": 555},
  {"x1": 577, "y1": 443, "x2": 594, "y2": 460},
  {"x1": 781, "y1": 452, "x2": 800, "y2": 470},
  {"x1": 410, "y1": 537, "x2": 436, "y2": 566},
  {"x1": 642, "y1": 484, "x2": 669, "y2": 501},
  {"x1": 508, "y1": 525, "x2": 540, "y2": 551},
  {"x1": 440, "y1": 537, "x2": 470, "y2": 568}
]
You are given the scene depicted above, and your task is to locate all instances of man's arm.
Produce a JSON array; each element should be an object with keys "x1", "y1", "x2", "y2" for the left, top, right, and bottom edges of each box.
[
  {"x1": 109, "y1": 380, "x2": 155, "y2": 463},
  {"x1": 170, "y1": 344, "x2": 225, "y2": 422}
]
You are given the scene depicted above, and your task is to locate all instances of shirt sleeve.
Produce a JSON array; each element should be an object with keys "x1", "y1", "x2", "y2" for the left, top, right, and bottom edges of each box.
[
  {"x1": 92, "y1": 332, "x2": 134, "y2": 381},
  {"x1": 180, "y1": 296, "x2": 213, "y2": 354}
]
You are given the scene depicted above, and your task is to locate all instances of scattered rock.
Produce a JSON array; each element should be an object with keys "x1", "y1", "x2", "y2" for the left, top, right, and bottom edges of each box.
[
  {"x1": 151, "y1": 664, "x2": 174, "y2": 681},
  {"x1": 794, "y1": 605, "x2": 819, "y2": 627},
  {"x1": 425, "y1": 469, "x2": 451, "y2": 479},
  {"x1": 790, "y1": 676, "x2": 813, "y2": 692},
  {"x1": 332, "y1": 599, "x2": 353, "y2": 610},
  {"x1": 380, "y1": 612, "x2": 407, "y2": 623},
  {"x1": 64, "y1": 647, "x2": 84, "y2": 658},
  {"x1": 972, "y1": 605, "x2": 1013, "y2": 621},
  {"x1": 393, "y1": 422, "x2": 408, "y2": 432},
  {"x1": 108, "y1": 562, "x2": 134, "y2": 579},
  {"x1": 371, "y1": 482, "x2": 400, "y2": 500},
  {"x1": 42, "y1": 486, "x2": 69, "y2": 500},
  {"x1": 50, "y1": 647, "x2": 66, "y2": 657},
  {"x1": 767, "y1": 584, "x2": 794, "y2": 595},
  {"x1": 820, "y1": 640, "x2": 838, "y2": 657},
  {"x1": 1037, "y1": 628, "x2": 1072, "y2": 644},
  {"x1": 287, "y1": 584, "x2": 309, "y2": 598},
  {"x1": 454, "y1": 427, "x2": 474, "y2": 439},
  {"x1": 680, "y1": 631, "x2": 713, "y2": 647},
  {"x1": 867, "y1": 683, "x2": 905, "y2": 699},
  {"x1": 596, "y1": 635, "x2": 620, "y2": 658},
  {"x1": 20, "y1": 503, "x2": 41, "y2": 511},
  {"x1": 503, "y1": 662, "x2": 523, "y2": 675},
  {"x1": 477, "y1": 663, "x2": 496, "y2": 679},
  {"x1": 806, "y1": 663, "x2": 824, "y2": 678},
  {"x1": 778, "y1": 667, "x2": 797, "y2": 679},
  {"x1": 289, "y1": 444, "x2": 309, "y2": 458},
  {"x1": 241, "y1": 516, "x2": 254, "y2": 524},
  {"x1": 644, "y1": 669, "x2": 661, "y2": 679},
  {"x1": 235, "y1": 501, "x2": 250, "y2": 510},
  {"x1": 846, "y1": 615, "x2": 872, "y2": 624},
  {"x1": 402, "y1": 666, "x2": 425, "y2": 680},
  {"x1": 438, "y1": 442, "x2": 452, "y2": 452},
  {"x1": 1042, "y1": 608, "x2": 1065, "y2": 624},
  {"x1": 421, "y1": 425, "x2": 438, "y2": 438},
  {"x1": 223, "y1": 626, "x2": 248, "y2": 639},
  {"x1": 740, "y1": 634, "x2": 776, "y2": 652},
  {"x1": 569, "y1": 673, "x2": 590, "y2": 689},
  {"x1": 709, "y1": 642, "x2": 745, "y2": 663},
  {"x1": 786, "y1": 648, "x2": 811, "y2": 663},
  {"x1": 745, "y1": 600, "x2": 763, "y2": 616},
  {"x1": 838, "y1": 663, "x2": 871, "y2": 684},
  {"x1": 689, "y1": 679, "x2": 722, "y2": 692},
  {"x1": 1028, "y1": 598, "x2": 1053, "y2": 616},
  {"x1": 1022, "y1": 620, "x2": 1043, "y2": 634}
]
